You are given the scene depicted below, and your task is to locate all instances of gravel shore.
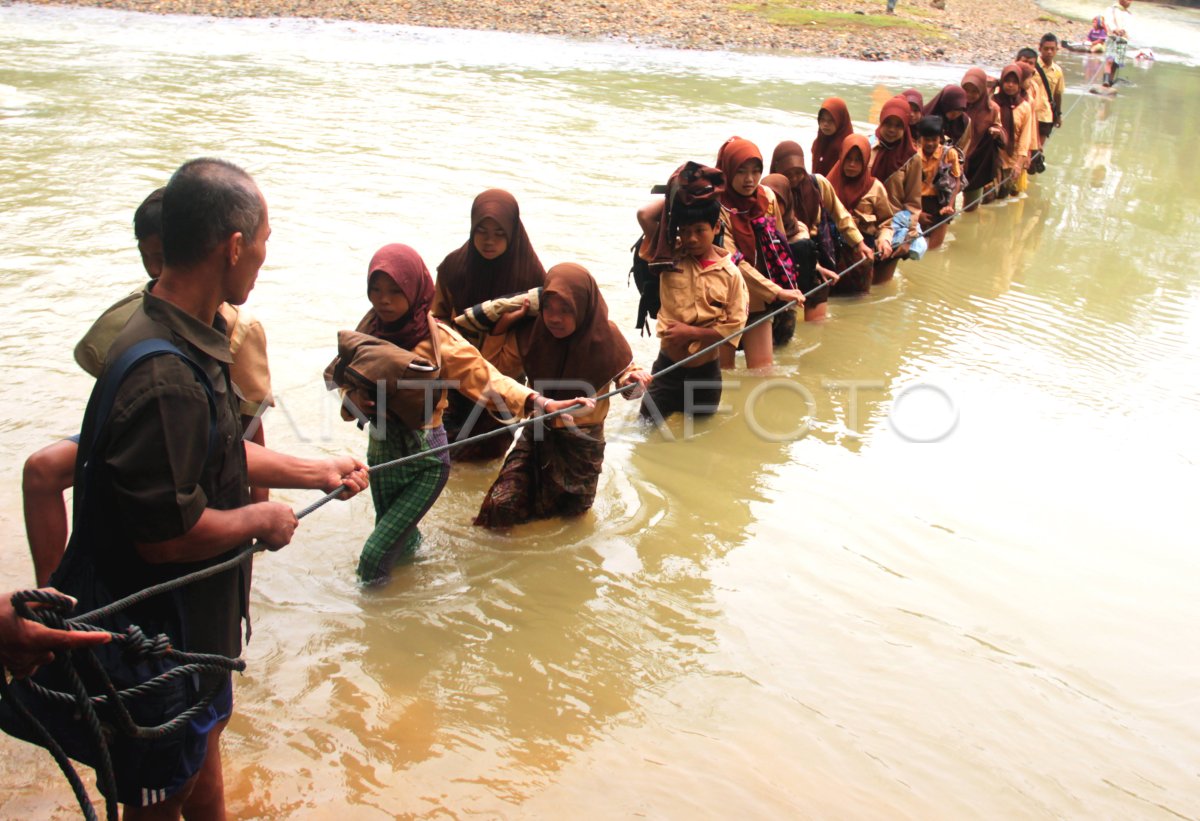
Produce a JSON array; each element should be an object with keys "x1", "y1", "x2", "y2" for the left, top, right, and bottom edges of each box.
[{"x1": 10, "y1": 0, "x2": 1082, "y2": 65}]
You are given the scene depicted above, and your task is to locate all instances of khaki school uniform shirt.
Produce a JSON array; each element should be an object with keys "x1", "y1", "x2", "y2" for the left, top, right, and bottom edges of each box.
[
  {"x1": 1000, "y1": 100, "x2": 1034, "y2": 168},
  {"x1": 719, "y1": 185, "x2": 786, "y2": 313},
  {"x1": 1025, "y1": 75, "x2": 1050, "y2": 126},
  {"x1": 75, "y1": 285, "x2": 274, "y2": 416},
  {"x1": 412, "y1": 319, "x2": 534, "y2": 429},
  {"x1": 869, "y1": 147, "x2": 924, "y2": 237},
  {"x1": 657, "y1": 246, "x2": 749, "y2": 365},
  {"x1": 1037, "y1": 59, "x2": 1065, "y2": 124},
  {"x1": 852, "y1": 180, "x2": 896, "y2": 246},
  {"x1": 920, "y1": 145, "x2": 963, "y2": 198}
]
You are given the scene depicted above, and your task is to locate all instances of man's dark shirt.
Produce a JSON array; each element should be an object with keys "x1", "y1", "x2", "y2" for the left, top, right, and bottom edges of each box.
[{"x1": 81, "y1": 287, "x2": 251, "y2": 659}]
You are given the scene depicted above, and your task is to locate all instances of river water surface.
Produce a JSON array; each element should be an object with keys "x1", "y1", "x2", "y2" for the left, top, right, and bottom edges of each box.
[{"x1": 2, "y1": 5, "x2": 1199, "y2": 818}]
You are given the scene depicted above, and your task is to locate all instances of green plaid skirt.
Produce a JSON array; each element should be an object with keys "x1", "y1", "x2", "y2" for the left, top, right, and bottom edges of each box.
[{"x1": 359, "y1": 423, "x2": 451, "y2": 582}]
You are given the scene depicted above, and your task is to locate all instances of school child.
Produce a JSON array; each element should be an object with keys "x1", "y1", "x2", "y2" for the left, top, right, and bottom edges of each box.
[
  {"x1": 715, "y1": 137, "x2": 807, "y2": 364},
  {"x1": 923, "y1": 84, "x2": 971, "y2": 155},
  {"x1": 869, "y1": 95, "x2": 927, "y2": 283},
  {"x1": 1016, "y1": 47, "x2": 1049, "y2": 158},
  {"x1": 21, "y1": 188, "x2": 275, "y2": 586},
  {"x1": 1036, "y1": 34, "x2": 1066, "y2": 145},
  {"x1": 915, "y1": 116, "x2": 963, "y2": 252},
  {"x1": 637, "y1": 193, "x2": 747, "y2": 423},
  {"x1": 766, "y1": 141, "x2": 871, "y2": 319},
  {"x1": 473, "y1": 264, "x2": 651, "y2": 528},
  {"x1": 330, "y1": 244, "x2": 590, "y2": 582},
  {"x1": 812, "y1": 97, "x2": 855, "y2": 177},
  {"x1": 960, "y1": 67, "x2": 1006, "y2": 210},
  {"x1": 902, "y1": 88, "x2": 926, "y2": 126},
  {"x1": 433, "y1": 189, "x2": 546, "y2": 460},
  {"x1": 993, "y1": 64, "x2": 1034, "y2": 198},
  {"x1": 824, "y1": 135, "x2": 896, "y2": 294}
]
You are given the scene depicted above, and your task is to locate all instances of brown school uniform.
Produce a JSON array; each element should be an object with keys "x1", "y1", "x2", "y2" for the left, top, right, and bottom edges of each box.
[
  {"x1": 850, "y1": 181, "x2": 896, "y2": 246},
  {"x1": 792, "y1": 175, "x2": 865, "y2": 247},
  {"x1": 870, "y1": 147, "x2": 924, "y2": 217},
  {"x1": 719, "y1": 184, "x2": 787, "y2": 314},
  {"x1": 656, "y1": 247, "x2": 749, "y2": 365},
  {"x1": 75, "y1": 287, "x2": 275, "y2": 418},
  {"x1": 1000, "y1": 100, "x2": 1034, "y2": 170},
  {"x1": 91, "y1": 288, "x2": 251, "y2": 662}
]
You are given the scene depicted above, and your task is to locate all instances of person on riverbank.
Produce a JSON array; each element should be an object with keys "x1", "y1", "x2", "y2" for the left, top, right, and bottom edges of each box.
[
  {"x1": 474, "y1": 263, "x2": 650, "y2": 528},
  {"x1": 1037, "y1": 34, "x2": 1065, "y2": 146},
  {"x1": 1086, "y1": 16, "x2": 1109, "y2": 52},
  {"x1": 715, "y1": 138, "x2": 807, "y2": 360},
  {"x1": 916, "y1": 116, "x2": 963, "y2": 251},
  {"x1": 433, "y1": 189, "x2": 546, "y2": 461},
  {"x1": 638, "y1": 194, "x2": 748, "y2": 422},
  {"x1": 21, "y1": 187, "x2": 276, "y2": 588},
  {"x1": 960, "y1": 67, "x2": 1005, "y2": 210},
  {"x1": 994, "y1": 64, "x2": 1034, "y2": 197},
  {"x1": 334, "y1": 244, "x2": 589, "y2": 581},
  {"x1": 767, "y1": 141, "x2": 871, "y2": 317},
  {"x1": 812, "y1": 97, "x2": 855, "y2": 177},
  {"x1": 869, "y1": 96, "x2": 926, "y2": 282},
  {"x1": 24, "y1": 158, "x2": 369, "y2": 820},
  {"x1": 1103, "y1": 0, "x2": 1134, "y2": 87},
  {"x1": 923, "y1": 84, "x2": 971, "y2": 154},
  {"x1": 825, "y1": 135, "x2": 896, "y2": 294}
]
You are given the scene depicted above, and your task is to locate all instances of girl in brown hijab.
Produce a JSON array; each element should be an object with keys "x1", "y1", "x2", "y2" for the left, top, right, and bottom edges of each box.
[
  {"x1": 812, "y1": 97, "x2": 855, "y2": 176},
  {"x1": 475, "y1": 264, "x2": 650, "y2": 529},
  {"x1": 334, "y1": 244, "x2": 588, "y2": 581},
  {"x1": 824, "y1": 134, "x2": 897, "y2": 295},
  {"x1": 960, "y1": 67, "x2": 1005, "y2": 209},
  {"x1": 434, "y1": 189, "x2": 547, "y2": 460},
  {"x1": 715, "y1": 136, "x2": 806, "y2": 365},
  {"x1": 768, "y1": 141, "x2": 871, "y2": 320},
  {"x1": 993, "y1": 64, "x2": 1035, "y2": 198}
]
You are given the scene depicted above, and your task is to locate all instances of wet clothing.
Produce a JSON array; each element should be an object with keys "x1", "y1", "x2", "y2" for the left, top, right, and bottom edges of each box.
[
  {"x1": 638, "y1": 352, "x2": 724, "y2": 421},
  {"x1": 359, "y1": 425, "x2": 451, "y2": 581},
  {"x1": 655, "y1": 248, "x2": 749, "y2": 365},
  {"x1": 475, "y1": 424, "x2": 606, "y2": 528}
]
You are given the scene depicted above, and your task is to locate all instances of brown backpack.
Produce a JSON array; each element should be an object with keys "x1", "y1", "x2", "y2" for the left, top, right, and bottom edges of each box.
[{"x1": 324, "y1": 316, "x2": 443, "y2": 430}]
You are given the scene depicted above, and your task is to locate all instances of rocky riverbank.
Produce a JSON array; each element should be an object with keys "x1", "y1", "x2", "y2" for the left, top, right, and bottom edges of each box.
[{"x1": 9, "y1": 0, "x2": 1086, "y2": 65}]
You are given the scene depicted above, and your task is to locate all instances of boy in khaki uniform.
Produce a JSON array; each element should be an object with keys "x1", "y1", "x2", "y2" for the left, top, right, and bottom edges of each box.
[{"x1": 639, "y1": 197, "x2": 749, "y2": 423}]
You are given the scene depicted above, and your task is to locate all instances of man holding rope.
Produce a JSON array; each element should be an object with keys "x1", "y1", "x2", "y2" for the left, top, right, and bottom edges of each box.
[{"x1": 50, "y1": 158, "x2": 368, "y2": 820}]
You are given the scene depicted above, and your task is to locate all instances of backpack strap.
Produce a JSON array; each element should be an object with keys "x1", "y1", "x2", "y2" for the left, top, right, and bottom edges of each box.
[{"x1": 76, "y1": 338, "x2": 219, "y2": 520}]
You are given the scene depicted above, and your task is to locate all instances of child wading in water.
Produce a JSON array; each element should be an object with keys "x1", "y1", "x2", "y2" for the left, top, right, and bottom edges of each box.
[
  {"x1": 715, "y1": 137, "x2": 806, "y2": 361},
  {"x1": 870, "y1": 96, "x2": 927, "y2": 283},
  {"x1": 811, "y1": 97, "x2": 855, "y2": 177},
  {"x1": 433, "y1": 189, "x2": 546, "y2": 461},
  {"x1": 823, "y1": 135, "x2": 896, "y2": 295},
  {"x1": 474, "y1": 264, "x2": 651, "y2": 528},
  {"x1": 914, "y1": 116, "x2": 963, "y2": 252},
  {"x1": 334, "y1": 244, "x2": 590, "y2": 582},
  {"x1": 993, "y1": 64, "x2": 1034, "y2": 198},
  {"x1": 636, "y1": 166, "x2": 748, "y2": 422},
  {"x1": 765, "y1": 140, "x2": 871, "y2": 320}
]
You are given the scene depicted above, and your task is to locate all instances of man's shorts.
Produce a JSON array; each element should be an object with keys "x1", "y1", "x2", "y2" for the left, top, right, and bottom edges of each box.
[{"x1": 115, "y1": 675, "x2": 233, "y2": 808}]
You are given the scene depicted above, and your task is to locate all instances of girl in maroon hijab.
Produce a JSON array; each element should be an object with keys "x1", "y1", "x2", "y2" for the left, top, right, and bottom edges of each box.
[
  {"x1": 716, "y1": 136, "x2": 807, "y2": 364},
  {"x1": 812, "y1": 97, "x2": 855, "y2": 176},
  {"x1": 960, "y1": 67, "x2": 1005, "y2": 209},
  {"x1": 901, "y1": 88, "x2": 925, "y2": 144},
  {"x1": 434, "y1": 189, "x2": 547, "y2": 460},
  {"x1": 923, "y1": 84, "x2": 971, "y2": 152},
  {"x1": 993, "y1": 64, "x2": 1035, "y2": 198},
  {"x1": 768, "y1": 140, "x2": 871, "y2": 318},
  {"x1": 825, "y1": 135, "x2": 897, "y2": 294},
  {"x1": 475, "y1": 264, "x2": 650, "y2": 528},
  {"x1": 869, "y1": 95, "x2": 925, "y2": 282},
  {"x1": 339, "y1": 244, "x2": 587, "y2": 580}
]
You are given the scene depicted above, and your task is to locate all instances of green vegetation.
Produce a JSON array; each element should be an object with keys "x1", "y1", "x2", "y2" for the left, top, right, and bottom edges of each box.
[{"x1": 733, "y1": 0, "x2": 945, "y2": 35}]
